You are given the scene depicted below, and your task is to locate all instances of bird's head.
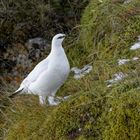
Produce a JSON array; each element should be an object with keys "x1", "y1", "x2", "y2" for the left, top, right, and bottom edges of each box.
[{"x1": 52, "y1": 33, "x2": 66, "y2": 47}]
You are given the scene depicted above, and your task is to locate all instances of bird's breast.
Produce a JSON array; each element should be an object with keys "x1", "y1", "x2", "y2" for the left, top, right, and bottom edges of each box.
[
  {"x1": 50, "y1": 53, "x2": 70, "y2": 73},
  {"x1": 51, "y1": 60, "x2": 70, "y2": 75}
]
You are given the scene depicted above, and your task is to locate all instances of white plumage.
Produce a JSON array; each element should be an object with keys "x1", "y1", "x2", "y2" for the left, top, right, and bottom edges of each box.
[{"x1": 13, "y1": 33, "x2": 70, "y2": 105}]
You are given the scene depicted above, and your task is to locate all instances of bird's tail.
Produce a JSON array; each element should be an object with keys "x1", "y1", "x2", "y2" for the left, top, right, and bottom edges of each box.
[{"x1": 9, "y1": 87, "x2": 24, "y2": 98}]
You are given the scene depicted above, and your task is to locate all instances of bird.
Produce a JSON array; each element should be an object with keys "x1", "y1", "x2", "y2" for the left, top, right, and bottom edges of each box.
[{"x1": 10, "y1": 33, "x2": 70, "y2": 105}]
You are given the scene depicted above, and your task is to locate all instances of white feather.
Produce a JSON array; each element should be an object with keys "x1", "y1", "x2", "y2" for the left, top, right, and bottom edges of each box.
[{"x1": 14, "y1": 33, "x2": 70, "y2": 105}]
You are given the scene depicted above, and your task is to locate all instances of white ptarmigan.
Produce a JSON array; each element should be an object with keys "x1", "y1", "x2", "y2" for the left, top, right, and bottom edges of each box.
[{"x1": 10, "y1": 33, "x2": 70, "y2": 105}]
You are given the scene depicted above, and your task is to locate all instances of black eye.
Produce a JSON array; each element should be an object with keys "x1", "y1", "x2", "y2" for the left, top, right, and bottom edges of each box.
[{"x1": 57, "y1": 36, "x2": 65, "y2": 39}]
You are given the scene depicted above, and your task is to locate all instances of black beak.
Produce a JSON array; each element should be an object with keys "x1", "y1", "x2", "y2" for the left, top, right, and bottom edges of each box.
[{"x1": 58, "y1": 35, "x2": 66, "y2": 39}]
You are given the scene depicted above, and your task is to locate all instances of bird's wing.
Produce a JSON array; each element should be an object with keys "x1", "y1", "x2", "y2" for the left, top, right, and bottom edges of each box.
[
  {"x1": 21, "y1": 58, "x2": 49, "y2": 88},
  {"x1": 12, "y1": 58, "x2": 49, "y2": 96}
]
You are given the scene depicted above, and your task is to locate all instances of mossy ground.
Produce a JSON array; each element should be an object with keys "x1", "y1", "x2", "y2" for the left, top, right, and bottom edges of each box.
[{"x1": 1, "y1": 0, "x2": 140, "y2": 139}]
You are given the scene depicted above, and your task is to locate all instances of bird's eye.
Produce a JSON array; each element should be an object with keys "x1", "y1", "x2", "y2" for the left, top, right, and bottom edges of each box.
[{"x1": 57, "y1": 36, "x2": 65, "y2": 39}]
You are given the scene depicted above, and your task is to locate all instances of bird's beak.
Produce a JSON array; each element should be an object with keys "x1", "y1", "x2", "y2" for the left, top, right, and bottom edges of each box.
[{"x1": 58, "y1": 34, "x2": 66, "y2": 39}]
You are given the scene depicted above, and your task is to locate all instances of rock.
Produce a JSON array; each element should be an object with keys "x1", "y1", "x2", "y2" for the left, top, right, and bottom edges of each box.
[
  {"x1": 106, "y1": 72, "x2": 127, "y2": 87},
  {"x1": 118, "y1": 59, "x2": 130, "y2": 65},
  {"x1": 71, "y1": 64, "x2": 93, "y2": 79},
  {"x1": 124, "y1": 0, "x2": 133, "y2": 4},
  {"x1": 26, "y1": 37, "x2": 50, "y2": 61},
  {"x1": 0, "y1": 58, "x2": 16, "y2": 72},
  {"x1": 26, "y1": 37, "x2": 50, "y2": 50},
  {"x1": 0, "y1": 38, "x2": 50, "y2": 84}
]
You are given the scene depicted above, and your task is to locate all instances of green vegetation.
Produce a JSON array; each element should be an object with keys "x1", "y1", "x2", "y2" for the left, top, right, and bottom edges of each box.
[{"x1": 1, "y1": 0, "x2": 140, "y2": 139}]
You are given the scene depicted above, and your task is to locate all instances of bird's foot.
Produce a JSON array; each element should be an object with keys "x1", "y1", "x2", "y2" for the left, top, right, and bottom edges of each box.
[
  {"x1": 48, "y1": 95, "x2": 71, "y2": 106},
  {"x1": 56, "y1": 95, "x2": 71, "y2": 101},
  {"x1": 39, "y1": 95, "x2": 46, "y2": 105},
  {"x1": 48, "y1": 96, "x2": 60, "y2": 106}
]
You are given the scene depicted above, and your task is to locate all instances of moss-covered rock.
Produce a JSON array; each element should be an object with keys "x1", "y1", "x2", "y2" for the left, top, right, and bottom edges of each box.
[
  {"x1": 6, "y1": 91, "x2": 107, "y2": 140},
  {"x1": 5, "y1": 80, "x2": 140, "y2": 139},
  {"x1": 102, "y1": 90, "x2": 140, "y2": 140},
  {"x1": 68, "y1": 0, "x2": 140, "y2": 66}
]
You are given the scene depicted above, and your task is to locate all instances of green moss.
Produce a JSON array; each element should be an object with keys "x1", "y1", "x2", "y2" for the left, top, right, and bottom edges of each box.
[
  {"x1": 68, "y1": 0, "x2": 140, "y2": 66},
  {"x1": 6, "y1": 91, "x2": 107, "y2": 140},
  {"x1": 6, "y1": 78, "x2": 140, "y2": 140},
  {"x1": 5, "y1": 96, "x2": 49, "y2": 140},
  {"x1": 102, "y1": 90, "x2": 140, "y2": 140}
]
